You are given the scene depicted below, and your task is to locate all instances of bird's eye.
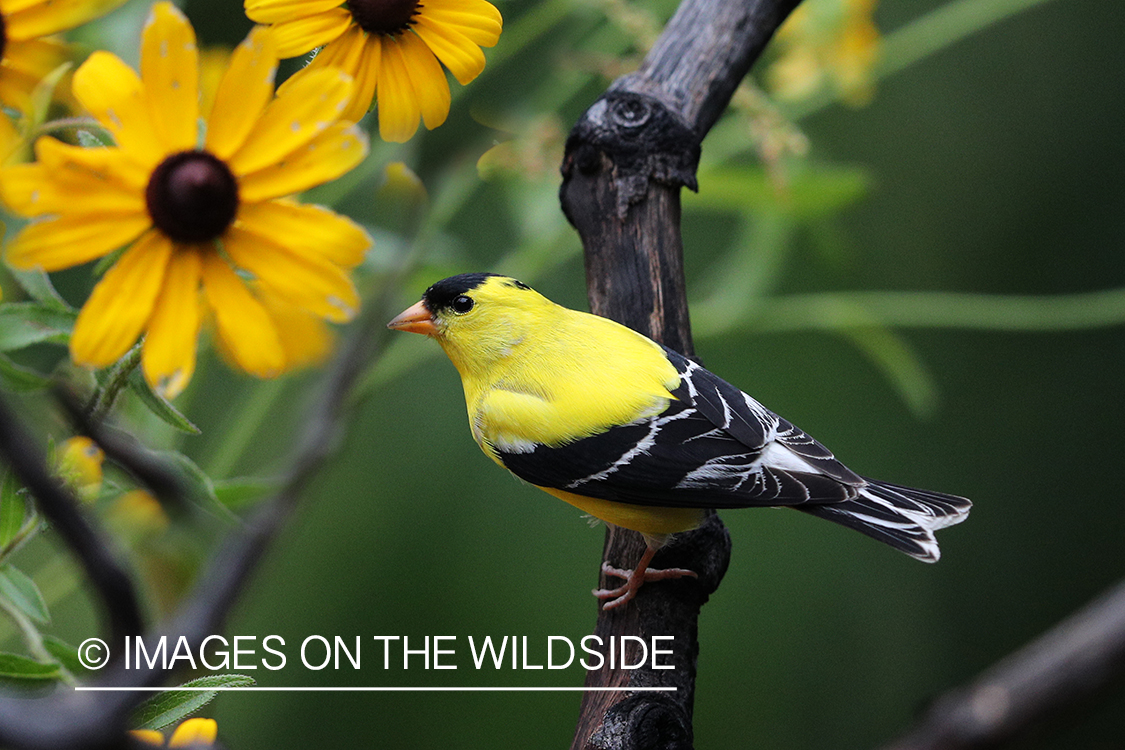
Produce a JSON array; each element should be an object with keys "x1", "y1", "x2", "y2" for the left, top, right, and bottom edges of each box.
[{"x1": 452, "y1": 295, "x2": 474, "y2": 314}]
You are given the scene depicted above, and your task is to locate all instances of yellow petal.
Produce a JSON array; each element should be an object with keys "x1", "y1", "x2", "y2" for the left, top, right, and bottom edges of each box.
[
  {"x1": 1, "y1": 138, "x2": 145, "y2": 216},
  {"x1": 226, "y1": 66, "x2": 353, "y2": 176},
  {"x1": 205, "y1": 27, "x2": 279, "y2": 160},
  {"x1": 2, "y1": 0, "x2": 128, "y2": 40},
  {"x1": 140, "y1": 2, "x2": 200, "y2": 152},
  {"x1": 420, "y1": 0, "x2": 502, "y2": 47},
  {"x1": 397, "y1": 31, "x2": 450, "y2": 131},
  {"x1": 266, "y1": 6, "x2": 354, "y2": 58},
  {"x1": 224, "y1": 225, "x2": 358, "y2": 322},
  {"x1": 0, "y1": 161, "x2": 142, "y2": 217},
  {"x1": 128, "y1": 729, "x2": 165, "y2": 747},
  {"x1": 235, "y1": 199, "x2": 370, "y2": 267},
  {"x1": 0, "y1": 37, "x2": 68, "y2": 81},
  {"x1": 374, "y1": 35, "x2": 420, "y2": 143},
  {"x1": 35, "y1": 130, "x2": 150, "y2": 190},
  {"x1": 287, "y1": 25, "x2": 374, "y2": 123},
  {"x1": 259, "y1": 286, "x2": 335, "y2": 370},
  {"x1": 200, "y1": 252, "x2": 284, "y2": 378},
  {"x1": 245, "y1": 0, "x2": 344, "y2": 25},
  {"x1": 142, "y1": 246, "x2": 203, "y2": 399},
  {"x1": 70, "y1": 231, "x2": 171, "y2": 367},
  {"x1": 72, "y1": 52, "x2": 166, "y2": 166},
  {"x1": 237, "y1": 122, "x2": 367, "y2": 201},
  {"x1": 168, "y1": 718, "x2": 218, "y2": 748},
  {"x1": 412, "y1": 15, "x2": 486, "y2": 86},
  {"x1": 5, "y1": 212, "x2": 150, "y2": 271},
  {"x1": 0, "y1": 63, "x2": 40, "y2": 113}
]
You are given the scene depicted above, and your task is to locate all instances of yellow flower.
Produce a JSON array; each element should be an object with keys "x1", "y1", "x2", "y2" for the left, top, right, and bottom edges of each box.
[
  {"x1": 56, "y1": 435, "x2": 104, "y2": 503},
  {"x1": 245, "y1": 0, "x2": 502, "y2": 143},
  {"x1": 107, "y1": 489, "x2": 169, "y2": 538},
  {"x1": 767, "y1": 0, "x2": 880, "y2": 106},
  {"x1": 131, "y1": 718, "x2": 218, "y2": 747},
  {"x1": 0, "y1": 0, "x2": 126, "y2": 114},
  {"x1": 0, "y1": 3, "x2": 372, "y2": 399}
]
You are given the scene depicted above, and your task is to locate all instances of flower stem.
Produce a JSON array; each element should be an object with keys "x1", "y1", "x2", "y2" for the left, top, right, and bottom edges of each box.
[{"x1": 86, "y1": 344, "x2": 142, "y2": 423}]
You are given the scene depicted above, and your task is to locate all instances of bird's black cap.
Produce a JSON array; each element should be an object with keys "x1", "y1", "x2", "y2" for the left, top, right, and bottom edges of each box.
[{"x1": 422, "y1": 273, "x2": 529, "y2": 312}]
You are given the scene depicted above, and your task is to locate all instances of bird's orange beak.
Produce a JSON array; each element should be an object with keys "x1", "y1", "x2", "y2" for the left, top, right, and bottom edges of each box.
[{"x1": 387, "y1": 300, "x2": 438, "y2": 336}]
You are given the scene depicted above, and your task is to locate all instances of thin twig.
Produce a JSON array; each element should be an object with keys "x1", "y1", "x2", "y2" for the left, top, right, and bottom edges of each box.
[
  {"x1": 0, "y1": 396, "x2": 144, "y2": 650},
  {"x1": 0, "y1": 279, "x2": 404, "y2": 749},
  {"x1": 878, "y1": 578, "x2": 1125, "y2": 750}
]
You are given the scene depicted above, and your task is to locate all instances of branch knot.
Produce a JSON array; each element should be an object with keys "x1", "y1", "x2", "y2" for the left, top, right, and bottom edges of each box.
[{"x1": 562, "y1": 91, "x2": 700, "y2": 220}]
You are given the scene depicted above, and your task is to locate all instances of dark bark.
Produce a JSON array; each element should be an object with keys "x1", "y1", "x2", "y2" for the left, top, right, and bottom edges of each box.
[
  {"x1": 878, "y1": 578, "x2": 1125, "y2": 750},
  {"x1": 0, "y1": 292, "x2": 398, "y2": 749},
  {"x1": 0, "y1": 397, "x2": 144, "y2": 651},
  {"x1": 559, "y1": 0, "x2": 802, "y2": 746}
]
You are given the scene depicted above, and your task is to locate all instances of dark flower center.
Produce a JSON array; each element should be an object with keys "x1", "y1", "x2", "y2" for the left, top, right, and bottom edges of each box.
[
  {"x1": 145, "y1": 151, "x2": 239, "y2": 244},
  {"x1": 0, "y1": 14, "x2": 8, "y2": 64},
  {"x1": 347, "y1": 0, "x2": 421, "y2": 36}
]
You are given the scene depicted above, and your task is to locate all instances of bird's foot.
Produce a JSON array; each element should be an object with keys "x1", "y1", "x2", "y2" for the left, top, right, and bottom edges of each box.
[{"x1": 593, "y1": 561, "x2": 698, "y2": 610}]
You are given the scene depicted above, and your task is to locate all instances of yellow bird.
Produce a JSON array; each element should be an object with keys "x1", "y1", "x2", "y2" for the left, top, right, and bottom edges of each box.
[{"x1": 388, "y1": 273, "x2": 970, "y2": 609}]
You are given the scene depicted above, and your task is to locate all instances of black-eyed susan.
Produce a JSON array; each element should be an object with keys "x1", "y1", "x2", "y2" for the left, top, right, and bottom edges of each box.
[
  {"x1": 0, "y1": 0, "x2": 126, "y2": 115},
  {"x1": 245, "y1": 0, "x2": 502, "y2": 143},
  {"x1": 0, "y1": 2, "x2": 372, "y2": 399}
]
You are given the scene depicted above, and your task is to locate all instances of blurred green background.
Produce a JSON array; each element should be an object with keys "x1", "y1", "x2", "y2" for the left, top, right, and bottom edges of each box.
[{"x1": 6, "y1": 0, "x2": 1125, "y2": 746}]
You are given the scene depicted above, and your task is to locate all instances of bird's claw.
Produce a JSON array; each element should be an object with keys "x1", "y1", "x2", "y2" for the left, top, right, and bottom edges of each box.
[{"x1": 593, "y1": 561, "x2": 698, "y2": 610}]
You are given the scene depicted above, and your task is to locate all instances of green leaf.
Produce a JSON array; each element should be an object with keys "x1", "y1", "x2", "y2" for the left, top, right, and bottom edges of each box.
[
  {"x1": 156, "y1": 452, "x2": 238, "y2": 523},
  {"x1": 91, "y1": 246, "x2": 127, "y2": 279},
  {"x1": 841, "y1": 326, "x2": 939, "y2": 419},
  {"x1": 0, "y1": 353, "x2": 52, "y2": 392},
  {"x1": 27, "y1": 62, "x2": 72, "y2": 132},
  {"x1": 75, "y1": 129, "x2": 113, "y2": 148},
  {"x1": 132, "y1": 674, "x2": 256, "y2": 731},
  {"x1": 212, "y1": 477, "x2": 281, "y2": 511},
  {"x1": 41, "y1": 635, "x2": 88, "y2": 676},
  {"x1": 686, "y1": 164, "x2": 872, "y2": 219},
  {"x1": 0, "y1": 565, "x2": 49, "y2": 625},
  {"x1": 0, "y1": 302, "x2": 77, "y2": 352},
  {"x1": 0, "y1": 652, "x2": 61, "y2": 680},
  {"x1": 10, "y1": 270, "x2": 70, "y2": 310},
  {"x1": 0, "y1": 474, "x2": 27, "y2": 549},
  {"x1": 128, "y1": 372, "x2": 201, "y2": 434}
]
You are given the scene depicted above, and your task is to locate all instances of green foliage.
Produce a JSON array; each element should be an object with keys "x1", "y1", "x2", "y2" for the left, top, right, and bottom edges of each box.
[
  {"x1": 0, "y1": 302, "x2": 76, "y2": 352},
  {"x1": 0, "y1": 652, "x2": 62, "y2": 682},
  {"x1": 128, "y1": 372, "x2": 201, "y2": 435},
  {"x1": 132, "y1": 675, "x2": 256, "y2": 731},
  {"x1": 40, "y1": 636, "x2": 88, "y2": 677},
  {"x1": 0, "y1": 566, "x2": 49, "y2": 626}
]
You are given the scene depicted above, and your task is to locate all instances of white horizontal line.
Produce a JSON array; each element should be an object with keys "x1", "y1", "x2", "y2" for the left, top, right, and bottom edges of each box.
[{"x1": 74, "y1": 686, "x2": 676, "y2": 693}]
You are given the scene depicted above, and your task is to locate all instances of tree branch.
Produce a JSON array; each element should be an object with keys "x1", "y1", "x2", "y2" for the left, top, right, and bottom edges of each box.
[
  {"x1": 0, "y1": 397, "x2": 145, "y2": 651},
  {"x1": 878, "y1": 578, "x2": 1125, "y2": 750},
  {"x1": 0, "y1": 291, "x2": 398, "y2": 750},
  {"x1": 559, "y1": 0, "x2": 801, "y2": 746}
]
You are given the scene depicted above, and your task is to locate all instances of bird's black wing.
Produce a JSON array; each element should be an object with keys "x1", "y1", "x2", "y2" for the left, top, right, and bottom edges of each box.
[{"x1": 497, "y1": 348, "x2": 864, "y2": 509}]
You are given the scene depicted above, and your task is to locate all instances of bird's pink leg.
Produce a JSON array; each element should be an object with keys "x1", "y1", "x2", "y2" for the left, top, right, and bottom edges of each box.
[{"x1": 593, "y1": 544, "x2": 698, "y2": 610}]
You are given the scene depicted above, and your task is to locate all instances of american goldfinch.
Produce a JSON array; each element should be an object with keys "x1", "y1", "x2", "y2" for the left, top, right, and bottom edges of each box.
[{"x1": 389, "y1": 273, "x2": 971, "y2": 609}]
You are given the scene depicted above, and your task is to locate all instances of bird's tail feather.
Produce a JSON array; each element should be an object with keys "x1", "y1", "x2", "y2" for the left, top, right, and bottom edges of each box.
[{"x1": 797, "y1": 479, "x2": 971, "y2": 562}]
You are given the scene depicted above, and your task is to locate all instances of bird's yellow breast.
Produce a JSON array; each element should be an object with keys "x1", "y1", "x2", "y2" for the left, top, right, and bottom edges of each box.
[{"x1": 448, "y1": 306, "x2": 680, "y2": 455}]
